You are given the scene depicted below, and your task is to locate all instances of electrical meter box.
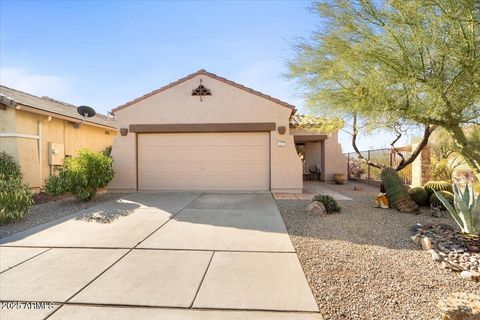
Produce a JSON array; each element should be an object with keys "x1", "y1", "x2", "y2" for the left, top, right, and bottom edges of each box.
[{"x1": 48, "y1": 142, "x2": 65, "y2": 165}]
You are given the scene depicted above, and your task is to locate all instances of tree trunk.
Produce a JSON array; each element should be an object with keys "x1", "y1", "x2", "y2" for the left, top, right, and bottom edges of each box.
[
  {"x1": 444, "y1": 125, "x2": 480, "y2": 181},
  {"x1": 395, "y1": 125, "x2": 436, "y2": 171}
]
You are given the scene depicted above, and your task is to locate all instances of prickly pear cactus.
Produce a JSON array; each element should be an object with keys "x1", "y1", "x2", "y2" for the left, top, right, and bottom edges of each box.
[
  {"x1": 381, "y1": 167, "x2": 419, "y2": 213},
  {"x1": 424, "y1": 180, "x2": 453, "y2": 196},
  {"x1": 408, "y1": 186, "x2": 429, "y2": 206}
]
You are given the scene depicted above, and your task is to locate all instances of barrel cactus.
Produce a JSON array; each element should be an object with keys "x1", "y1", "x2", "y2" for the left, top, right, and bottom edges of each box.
[
  {"x1": 381, "y1": 167, "x2": 418, "y2": 213},
  {"x1": 313, "y1": 194, "x2": 341, "y2": 213},
  {"x1": 430, "y1": 191, "x2": 454, "y2": 210},
  {"x1": 408, "y1": 186, "x2": 429, "y2": 206},
  {"x1": 424, "y1": 180, "x2": 453, "y2": 196}
]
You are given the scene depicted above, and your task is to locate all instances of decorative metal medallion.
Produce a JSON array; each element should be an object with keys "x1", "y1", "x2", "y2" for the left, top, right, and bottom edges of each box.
[{"x1": 191, "y1": 79, "x2": 211, "y2": 101}]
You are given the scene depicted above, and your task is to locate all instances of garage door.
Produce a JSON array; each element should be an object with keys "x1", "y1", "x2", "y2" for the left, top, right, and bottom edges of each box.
[{"x1": 138, "y1": 132, "x2": 270, "y2": 191}]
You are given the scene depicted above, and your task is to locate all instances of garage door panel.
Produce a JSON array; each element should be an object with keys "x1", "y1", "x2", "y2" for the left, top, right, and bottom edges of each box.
[
  {"x1": 138, "y1": 133, "x2": 270, "y2": 191},
  {"x1": 140, "y1": 178, "x2": 268, "y2": 190},
  {"x1": 139, "y1": 147, "x2": 269, "y2": 162},
  {"x1": 139, "y1": 133, "x2": 268, "y2": 145},
  {"x1": 139, "y1": 164, "x2": 269, "y2": 179}
]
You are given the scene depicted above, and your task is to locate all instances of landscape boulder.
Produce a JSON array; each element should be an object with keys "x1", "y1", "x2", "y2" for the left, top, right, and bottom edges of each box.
[
  {"x1": 305, "y1": 202, "x2": 327, "y2": 216},
  {"x1": 438, "y1": 292, "x2": 480, "y2": 320}
]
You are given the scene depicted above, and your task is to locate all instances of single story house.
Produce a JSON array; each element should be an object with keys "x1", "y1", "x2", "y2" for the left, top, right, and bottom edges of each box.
[
  {"x1": 0, "y1": 86, "x2": 117, "y2": 191},
  {"x1": 109, "y1": 70, "x2": 347, "y2": 193}
]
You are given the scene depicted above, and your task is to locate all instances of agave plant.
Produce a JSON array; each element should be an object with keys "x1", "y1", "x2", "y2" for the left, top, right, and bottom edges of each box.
[{"x1": 434, "y1": 184, "x2": 480, "y2": 235}]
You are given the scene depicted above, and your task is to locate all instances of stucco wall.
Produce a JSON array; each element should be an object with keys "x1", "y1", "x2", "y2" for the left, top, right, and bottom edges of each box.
[
  {"x1": 0, "y1": 107, "x2": 16, "y2": 132},
  {"x1": 324, "y1": 132, "x2": 348, "y2": 180},
  {"x1": 1, "y1": 108, "x2": 41, "y2": 187},
  {"x1": 304, "y1": 142, "x2": 322, "y2": 171},
  {"x1": 63, "y1": 122, "x2": 115, "y2": 156},
  {"x1": 0, "y1": 108, "x2": 18, "y2": 166},
  {"x1": 110, "y1": 74, "x2": 303, "y2": 192},
  {"x1": 5, "y1": 109, "x2": 116, "y2": 189}
]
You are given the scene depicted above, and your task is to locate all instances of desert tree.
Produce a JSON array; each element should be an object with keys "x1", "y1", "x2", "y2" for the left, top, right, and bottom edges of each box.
[{"x1": 288, "y1": 0, "x2": 480, "y2": 177}]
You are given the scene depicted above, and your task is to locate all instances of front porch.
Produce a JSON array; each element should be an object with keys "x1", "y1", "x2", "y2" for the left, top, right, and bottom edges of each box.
[
  {"x1": 294, "y1": 134, "x2": 327, "y2": 182},
  {"x1": 289, "y1": 115, "x2": 348, "y2": 183}
]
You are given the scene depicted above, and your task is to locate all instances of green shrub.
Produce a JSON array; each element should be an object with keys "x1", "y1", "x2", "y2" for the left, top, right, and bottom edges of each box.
[
  {"x1": 0, "y1": 152, "x2": 21, "y2": 180},
  {"x1": 102, "y1": 146, "x2": 112, "y2": 158},
  {"x1": 430, "y1": 157, "x2": 453, "y2": 182},
  {"x1": 0, "y1": 176, "x2": 33, "y2": 223},
  {"x1": 44, "y1": 173, "x2": 69, "y2": 196},
  {"x1": 46, "y1": 149, "x2": 114, "y2": 201},
  {"x1": 0, "y1": 153, "x2": 33, "y2": 223},
  {"x1": 313, "y1": 194, "x2": 341, "y2": 213}
]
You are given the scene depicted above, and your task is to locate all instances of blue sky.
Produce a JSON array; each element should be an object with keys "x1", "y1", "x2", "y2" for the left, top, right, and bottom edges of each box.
[{"x1": 0, "y1": 0, "x2": 410, "y2": 152}]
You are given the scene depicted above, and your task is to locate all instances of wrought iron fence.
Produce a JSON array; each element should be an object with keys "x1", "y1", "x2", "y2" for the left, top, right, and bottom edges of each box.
[{"x1": 345, "y1": 147, "x2": 413, "y2": 185}]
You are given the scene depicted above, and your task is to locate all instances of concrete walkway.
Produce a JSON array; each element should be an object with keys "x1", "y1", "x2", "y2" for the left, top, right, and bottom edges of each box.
[
  {"x1": 273, "y1": 181, "x2": 352, "y2": 201},
  {"x1": 0, "y1": 193, "x2": 322, "y2": 320}
]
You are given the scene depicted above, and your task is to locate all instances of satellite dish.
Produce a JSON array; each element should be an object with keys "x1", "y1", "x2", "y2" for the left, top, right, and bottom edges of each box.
[
  {"x1": 72, "y1": 105, "x2": 96, "y2": 129},
  {"x1": 77, "y1": 105, "x2": 96, "y2": 118}
]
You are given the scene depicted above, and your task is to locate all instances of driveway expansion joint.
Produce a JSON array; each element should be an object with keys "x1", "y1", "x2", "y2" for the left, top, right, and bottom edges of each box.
[
  {"x1": 133, "y1": 192, "x2": 203, "y2": 248},
  {"x1": 190, "y1": 251, "x2": 215, "y2": 308},
  {"x1": 0, "y1": 247, "x2": 52, "y2": 275}
]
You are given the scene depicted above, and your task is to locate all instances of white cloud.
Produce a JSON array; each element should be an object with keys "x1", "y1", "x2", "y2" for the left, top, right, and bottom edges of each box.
[{"x1": 0, "y1": 67, "x2": 79, "y2": 103}]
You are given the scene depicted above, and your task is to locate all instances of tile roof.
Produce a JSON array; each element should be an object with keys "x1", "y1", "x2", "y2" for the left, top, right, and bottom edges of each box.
[
  {"x1": 289, "y1": 114, "x2": 322, "y2": 126},
  {"x1": 0, "y1": 85, "x2": 117, "y2": 129},
  {"x1": 112, "y1": 69, "x2": 297, "y2": 114}
]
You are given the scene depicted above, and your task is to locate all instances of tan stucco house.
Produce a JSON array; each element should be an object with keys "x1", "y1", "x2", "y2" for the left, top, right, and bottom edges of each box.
[
  {"x1": 0, "y1": 86, "x2": 117, "y2": 191},
  {"x1": 109, "y1": 70, "x2": 347, "y2": 193}
]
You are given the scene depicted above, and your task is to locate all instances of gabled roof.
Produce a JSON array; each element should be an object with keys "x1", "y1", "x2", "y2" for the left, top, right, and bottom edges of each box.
[
  {"x1": 112, "y1": 69, "x2": 296, "y2": 114},
  {"x1": 0, "y1": 86, "x2": 117, "y2": 129}
]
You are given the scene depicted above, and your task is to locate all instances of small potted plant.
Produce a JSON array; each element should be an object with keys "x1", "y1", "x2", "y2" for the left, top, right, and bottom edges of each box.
[{"x1": 333, "y1": 173, "x2": 346, "y2": 184}]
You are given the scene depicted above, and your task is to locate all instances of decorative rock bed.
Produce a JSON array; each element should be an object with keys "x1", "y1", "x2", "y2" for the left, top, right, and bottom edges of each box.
[{"x1": 411, "y1": 223, "x2": 480, "y2": 281}]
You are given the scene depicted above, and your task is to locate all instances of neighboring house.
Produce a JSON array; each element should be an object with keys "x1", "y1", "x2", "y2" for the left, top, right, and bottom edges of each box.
[
  {"x1": 110, "y1": 69, "x2": 346, "y2": 193},
  {"x1": 0, "y1": 86, "x2": 117, "y2": 191}
]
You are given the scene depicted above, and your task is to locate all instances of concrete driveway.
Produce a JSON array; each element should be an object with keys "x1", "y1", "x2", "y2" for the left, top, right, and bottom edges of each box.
[{"x1": 0, "y1": 192, "x2": 321, "y2": 320}]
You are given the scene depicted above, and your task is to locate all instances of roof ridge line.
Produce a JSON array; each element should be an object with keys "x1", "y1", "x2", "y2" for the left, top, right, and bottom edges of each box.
[{"x1": 112, "y1": 69, "x2": 296, "y2": 113}]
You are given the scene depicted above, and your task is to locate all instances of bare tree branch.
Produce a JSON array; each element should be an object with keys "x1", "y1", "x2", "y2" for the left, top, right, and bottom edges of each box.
[
  {"x1": 396, "y1": 124, "x2": 437, "y2": 171},
  {"x1": 390, "y1": 124, "x2": 406, "y2": 164},
  {"x1": 351, "y1": 113, "x2": 386, "y2": 169}
]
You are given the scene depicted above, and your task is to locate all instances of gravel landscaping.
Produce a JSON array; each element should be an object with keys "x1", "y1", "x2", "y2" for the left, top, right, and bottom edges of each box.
[
  {"x1": 276, "y1": 181, "x2": 480, "y2": 320},
  {"x1": 0, "y1": 193, "x2": 127, "y2": 239}
]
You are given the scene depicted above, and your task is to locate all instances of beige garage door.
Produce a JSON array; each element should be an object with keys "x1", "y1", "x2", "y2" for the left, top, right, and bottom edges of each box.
[{"x1": 138, "y1": 132, "x2": 270, "y2": 191}]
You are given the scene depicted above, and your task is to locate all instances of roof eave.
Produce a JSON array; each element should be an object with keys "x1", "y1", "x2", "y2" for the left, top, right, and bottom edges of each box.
[{"x1": 15, "y1": 103, "x2": 117, "y2": 130}]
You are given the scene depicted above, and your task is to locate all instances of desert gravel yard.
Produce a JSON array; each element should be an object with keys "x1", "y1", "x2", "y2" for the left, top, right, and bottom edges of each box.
[{"x1": 276, "y1": 182, "x2": 480, "y2": 320}]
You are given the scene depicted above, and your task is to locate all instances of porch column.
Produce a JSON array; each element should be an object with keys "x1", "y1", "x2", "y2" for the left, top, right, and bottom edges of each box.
[{"x1": 320, "y1": 140, "x2": 326, "y2": 182}]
